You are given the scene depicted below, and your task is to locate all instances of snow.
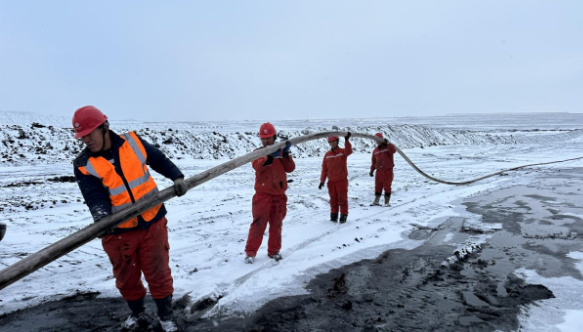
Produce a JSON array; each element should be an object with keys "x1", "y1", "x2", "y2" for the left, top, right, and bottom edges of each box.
[
  {"x1": 550, "y1": 252, "x2": 583, "y2": 332},
  {"x1": 516, "y1": 266, "x2": 583, "y2": 332},
  {"x1": 2, "y1": 111, "x2": 583, "y2": 165},
  {"x1": 556, "y1": 310, "x2": 583, "y2": 332},
  {"x1": 1, "y1": 112, "x2": 583, "y2": 331}
]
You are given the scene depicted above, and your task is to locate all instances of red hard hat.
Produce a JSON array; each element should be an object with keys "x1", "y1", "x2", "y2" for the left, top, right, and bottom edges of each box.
[
  {"x1": 375, "y1": 132, "x2": 383, "y2": 138},
  {"x1": 72, "y1": 105, "x2": 108, "y2": 138},
  {"x1": 327, "y1": 136, "x2": 339, "y2": 142},
  {"x1": 259, "y1": 122, "x2": 276, "y2": 138}
]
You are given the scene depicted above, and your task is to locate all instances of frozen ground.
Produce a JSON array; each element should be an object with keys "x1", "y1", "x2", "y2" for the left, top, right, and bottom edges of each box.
[{"x1": 1, "y1": 112, "x2": 583, "y2": 331}]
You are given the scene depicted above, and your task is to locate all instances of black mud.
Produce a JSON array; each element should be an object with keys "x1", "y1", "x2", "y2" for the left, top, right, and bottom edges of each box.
[
  {"x1": 2, "y1": 168, "x2": 582, "y2": 332},
  {"x1": 184, "y1": 235, "x2": 553, "y2": 332},
  {"x1": 0, "y1": 291, "x2": 191, "y2": 332},
  {"x1": 182, "y1": 170, "x2": 583, "y2": 332}
]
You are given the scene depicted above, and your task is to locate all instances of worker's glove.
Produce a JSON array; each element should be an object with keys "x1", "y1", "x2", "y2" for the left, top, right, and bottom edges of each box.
[
  {"x1": 318, "y1": 182, "x2": 325, "y2": 190},
  {"x1": 282, "y1": 141, "x2": 292, "y2": 158},
  {"x1": 173, "y1": 178, "x2": 188, "y2": 197},
  {"x1": 369, "y1": 170, "x2": 374, "y2": 177},
  {"x1": 262, "y1": 155, "x2": 274, "y2": 166},
  {"x1": 382, "y1": 138, "x2": 388, "y2": 145},
  {"x1": 283, "y1": 141, "x2": 292, "y2": 153},
  {"x1": 270, "y1": 149, "x2": 281, "y2": 158},
  {"x1": 345, "y1": 132, "x2": 351, "y2": 141},
  {"x1": 97, "y1": 225, "x2": 116, "y2": 239}
]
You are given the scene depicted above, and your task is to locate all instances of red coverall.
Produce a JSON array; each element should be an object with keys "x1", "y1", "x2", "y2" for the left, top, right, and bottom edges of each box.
[
  {"x1": 245, "y1": 150, "x2": 295, "y2": 257},
  {"x1": 102, "y1": 217, "x2": 172, "y2": 300},
  {"x1": 370, "y1": 143, "x2": 397, "y2": 195},
  {"x1": 320, "y1": 140, "x2": 352, "y2": 215}
]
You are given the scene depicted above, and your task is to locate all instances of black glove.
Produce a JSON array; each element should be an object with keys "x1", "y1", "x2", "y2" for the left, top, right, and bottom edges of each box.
[
  {"x1": 282, "y1": 141, "x2": 292, "y2": 158},
  {"x1": 173, "y1": 178, "x2": 188, "y2": 197},
  {"x1": 383, "y1": 138, "x2": 388, "y2": 145},
  {"x1": 369, "y1": 170, "x2": 374, "y2": 177},
  {"x1": 318, "y1": 182, "x2": 324, "y2": 190},
  {"x1": 263, "y1": 155, "x2": 274, "y2": 166},
  {"x1": 270, "y1": 149, "x2": 281, "y2": 158},
  {"x1": 345, "y1": 132, "x2": 351, "y2": 141}
]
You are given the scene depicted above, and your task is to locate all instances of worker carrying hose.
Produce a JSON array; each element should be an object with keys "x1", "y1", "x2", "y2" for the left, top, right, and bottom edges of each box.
[
  {"x1": 244, "y1": 122, "x2": 295, "y2": 264},
  {"x1": 72, "y1": 105, "x2": 186, "y2": 332},
  {"x1": 319, "y1": 132, "x2": 352, "y2": 223},
  {"x1": 370, "y1": 132, "x2": 397, "y2": 206}
]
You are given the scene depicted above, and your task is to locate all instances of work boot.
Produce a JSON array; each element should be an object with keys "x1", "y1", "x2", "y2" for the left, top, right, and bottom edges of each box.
[
  {"x1": 384, "y1": 194, "x2": 391, "y2": 206},
  {"x1": 127, "y1": 298, "x2": 145, "y2": 317},
  {"x1": 370, "y1": 195, "x2": 381, "y2": 206},
  {"x1": 245, "y1": 255, "x2": 255, "y2": 264},
  {"x1": 330, "y1": 213, "x2": 339, "y2": 222},
  {"x1": 339, "y1": 214, "x2": 348, "y2": 224},
  {"x1": 269, "y1": 252, "x2": 283, "y2": 261},
  {"x1": 121, "y1": 314, "x2": 140, "y2": 331},
  {"x1": 154, "y1": 295, "x2": 176, "y2": 332},
  {"x1": 121, "y1": 312, "x2": 148, "y2": 330},
  {"x1": 121, "y1": 298, "x2": 146, "y2": 331}
]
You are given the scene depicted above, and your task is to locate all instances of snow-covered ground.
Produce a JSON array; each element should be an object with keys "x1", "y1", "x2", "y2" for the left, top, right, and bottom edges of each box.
[{"x1": 1, "y1": 112, "x2": 583, "y2": 331}]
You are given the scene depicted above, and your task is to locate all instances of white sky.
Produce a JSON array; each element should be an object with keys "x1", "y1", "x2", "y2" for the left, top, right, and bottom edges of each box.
[{"x1": 1, "y1": 0, "x2": 582, "y2": 122}]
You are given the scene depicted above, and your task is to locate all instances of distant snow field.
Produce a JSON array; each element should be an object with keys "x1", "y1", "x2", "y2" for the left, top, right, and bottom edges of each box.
[{"x1": 1, "y1": 111, "x2": 583, "y2": 331}]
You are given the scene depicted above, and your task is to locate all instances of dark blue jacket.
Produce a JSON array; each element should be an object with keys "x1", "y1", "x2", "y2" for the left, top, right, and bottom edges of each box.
[{"x1": 74, "y1": 131, "x2": 183, "y2": 234}]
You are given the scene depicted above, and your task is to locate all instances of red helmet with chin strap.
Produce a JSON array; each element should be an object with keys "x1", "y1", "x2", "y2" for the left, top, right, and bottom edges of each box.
[
  {"x1": 259, "y1": 122, "x2": 276, "y2": 138},
  {"x1": 72, "y1": 105, "x2": 108, "y2": 138},
  {"x1": 327, "y1": 136, "x2": 339, "y2": 142}
]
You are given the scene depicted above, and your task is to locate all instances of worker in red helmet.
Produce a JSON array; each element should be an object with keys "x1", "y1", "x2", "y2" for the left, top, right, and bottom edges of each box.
[
  {"x1": 72, "y1": 105, "x2": 186, "y2": 332},
  {"x1": 244, "y1": 122, "x2": 295, "y2": 264},
  {"x1": 370, "y1": 132, "x2": 397, "y2": 206},
  {"x1": 319, "y1": 132, "x2": 352, "y2": 223}
]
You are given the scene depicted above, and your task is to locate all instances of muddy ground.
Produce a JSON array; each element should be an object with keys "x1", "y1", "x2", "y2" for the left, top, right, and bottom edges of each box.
[{"x1": 1, "y1": 168, "x2": 582, "y2": 332}]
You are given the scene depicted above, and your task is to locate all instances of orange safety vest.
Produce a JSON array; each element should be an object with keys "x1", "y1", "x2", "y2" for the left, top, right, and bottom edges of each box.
[{"x1": 78, "y1": 131, "x2": 162, "y2": 228}]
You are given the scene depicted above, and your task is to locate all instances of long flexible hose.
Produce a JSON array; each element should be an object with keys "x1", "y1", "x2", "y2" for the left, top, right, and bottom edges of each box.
[
  {"x1": 394, "y1": 146, "x2": 583, "y2": 185},
  {"x1": 1, "y1": 131, "x2": 581, "y2": 290},
  {"x1": 291, "y1": 131, "x2": 583, "y2": 185}
]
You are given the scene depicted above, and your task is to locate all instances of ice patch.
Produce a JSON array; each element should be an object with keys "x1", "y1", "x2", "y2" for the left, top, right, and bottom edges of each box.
[{"x1": 461, "y1": 215, "x2": 502, "y2": 234}]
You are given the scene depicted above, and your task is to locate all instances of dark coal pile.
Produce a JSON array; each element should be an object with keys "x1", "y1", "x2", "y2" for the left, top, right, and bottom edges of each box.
[
  {"x1": 185, "y1": 245, "x2": 552, "y2": 332},
  {"x1": 0, "y1": 291, "x2": 189, "y2": 332}
]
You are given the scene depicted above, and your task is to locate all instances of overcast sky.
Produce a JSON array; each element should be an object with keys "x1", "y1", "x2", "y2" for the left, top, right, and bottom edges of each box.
[{"x1": 0, "y1": 1, "x2": 581, "y2": 122}]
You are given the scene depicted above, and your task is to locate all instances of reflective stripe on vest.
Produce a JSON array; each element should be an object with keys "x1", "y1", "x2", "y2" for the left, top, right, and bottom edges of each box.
[{"x1": 78, "y1": 131, "x2": 162, "y2": 228}]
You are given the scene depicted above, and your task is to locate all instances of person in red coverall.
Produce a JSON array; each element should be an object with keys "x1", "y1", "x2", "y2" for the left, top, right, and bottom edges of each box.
[
  {"x1": 319, "y1": 132, "x2": 352, "y2": 223},
  {"x1": 244, "y1": 122, "x2": 295, "y2": 264},
  {"x1": 72, "y1": 106, "x2": 186, "y2": 332},
  {"x1": 370, "y1": 132, "x2": 397, "y2": 206}
]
